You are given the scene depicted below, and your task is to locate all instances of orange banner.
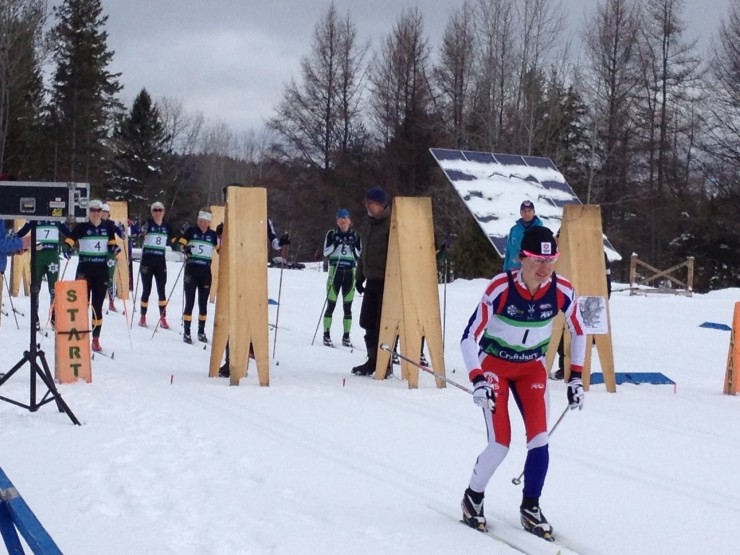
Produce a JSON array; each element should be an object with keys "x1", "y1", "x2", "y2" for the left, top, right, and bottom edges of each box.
[
  {"x1": 724, "y1": 302, "x2": 740, "y2": 395},
  {"x1": 55, "y1": 280, "x2": 92, "y2": 383}
]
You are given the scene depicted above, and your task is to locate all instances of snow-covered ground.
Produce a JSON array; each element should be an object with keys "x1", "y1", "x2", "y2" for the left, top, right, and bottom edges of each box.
[{"x1": 1, "y1": 258, "x2": 739, "y2": 554}]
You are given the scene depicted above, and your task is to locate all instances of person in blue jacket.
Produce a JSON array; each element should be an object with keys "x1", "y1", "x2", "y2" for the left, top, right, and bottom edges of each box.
[
  {"x1": 503, "y1": 200, "x2": 543, "y2": 271},
  {"x1": 0, "y1": 220, "x2": 31, "y2": 274}
]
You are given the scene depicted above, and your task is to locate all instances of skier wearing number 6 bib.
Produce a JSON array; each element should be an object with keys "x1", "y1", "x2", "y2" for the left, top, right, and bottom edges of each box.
[
  {"x1": 138, "y1": 201, "x2": 178, "y2": 329},
  {"x1": 459, "y1": 226, "x2": 586, "y2": 541},
  {"x1": 64, "y1": 199, "x2": 119, "y2": 352},
  {"x1": 178, "y1": 209, "x2": 219, "y2": 344}
]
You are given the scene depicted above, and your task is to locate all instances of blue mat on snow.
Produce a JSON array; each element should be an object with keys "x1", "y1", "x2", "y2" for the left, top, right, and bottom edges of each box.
[
  {"x1": 590, "y1": 372, "x2": 675, "y2": 385},
  {"x1": 699, "y1": 322, "x2": 732, "y2": 331}
]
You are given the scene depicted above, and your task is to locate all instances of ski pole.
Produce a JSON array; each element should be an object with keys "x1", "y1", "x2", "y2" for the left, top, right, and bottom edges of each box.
[
  {"x1": 379, "y1": 343, "x2": 474, "y2": 395},
  {"x1": 311, "y1": 296, "x2": 329, "y2": 346},
  {"x1": 3, "y1": 274, "x2": 20, "y2": 329},
  {"x1": 442, "y1": 258, "x2": 448, "y2": 351},
  {"x1": 272, "y1": 239, "x2": 288, "y2": 360},
  {"x1": 121, "y1": 296, "x2": 133, "y2": 351},
  {"x1": 59, "y1": 253, "x2": 72, "y2": 282},
  {"x1": 150, "y1": 261, "x2": 185, "y2": 339},
  {"x1": 130, "y1": 262, "x2": 141, "y2": 328},
  {"x1": 511, "y1": 406, "x2": 569, "y2": 486}
]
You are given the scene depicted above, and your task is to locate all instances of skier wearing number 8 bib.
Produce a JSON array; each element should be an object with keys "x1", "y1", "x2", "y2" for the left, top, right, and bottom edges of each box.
[
  {"x1": 178, "y1": 209, "x2": 219, "y2": 344},
  {"x1": 459, "y1": 226, "x2": 586, "y2": 540},
  {"x1": 138, "y1": 201, "x2": 178, "y2": 329},
  {"x1": 64, "y1": 199, "x2": 119, "y2": 352}
]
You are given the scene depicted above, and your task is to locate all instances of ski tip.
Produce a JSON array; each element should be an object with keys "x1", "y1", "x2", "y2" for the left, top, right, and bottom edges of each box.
[{"x1": 111, "y1": 352, "x2": 116, "y2": 359}]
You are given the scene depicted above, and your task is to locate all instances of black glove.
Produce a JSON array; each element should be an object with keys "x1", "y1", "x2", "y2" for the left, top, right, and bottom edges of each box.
[
  {"x1": 183, "y1": 245, "x2": 193, "y2": 256},
  {"x1": 567, "y1": 371, "x2": 585, "y2": 410},
  {"x1": 333, "y1": 233, "x2": 342, "y2": 246},
  {"x1": 278, "y1": 232, "x2": 290, "y2": 246},
  {"x1": 216, "y1": 223, "x2": 224, "y2": 237},
  {"x1": 355, "y1": 280, "x2": 364, "y2": 294}
]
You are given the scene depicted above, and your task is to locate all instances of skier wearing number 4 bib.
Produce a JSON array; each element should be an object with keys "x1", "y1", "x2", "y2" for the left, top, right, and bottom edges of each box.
[
  {"x1": 459, "y1": 226, "x2": 586, "y2": 541},
  {"x1": 178, "y1": 209, "x2": 219, "y2": 344},
  {"x1": 64, "y1": 199, "x2": 119, "y2": 352},
  {"x1": 138, "y1": 201, "x2": 178, "y2": 329}
]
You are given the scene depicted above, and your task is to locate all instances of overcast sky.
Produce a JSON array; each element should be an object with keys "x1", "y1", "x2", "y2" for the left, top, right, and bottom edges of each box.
[{"x1": 94, "y1": 0, "x2": 730, "y2": 134}]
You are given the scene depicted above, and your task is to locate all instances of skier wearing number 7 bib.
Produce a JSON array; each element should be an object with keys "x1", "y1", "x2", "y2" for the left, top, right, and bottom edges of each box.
[
  {"x1": 138, "y1": 201, "x2": 178, "y2": 329},
  {"x1": 64, "y1": 199, "x2": 119, "y2": 352},
  {"x1": 178, "y1": 208, "x2": 219, "y2": 344}
]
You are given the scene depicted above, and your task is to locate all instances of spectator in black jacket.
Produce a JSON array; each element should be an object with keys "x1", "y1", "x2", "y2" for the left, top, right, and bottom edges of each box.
[{"x1": 351, "y1": 187, "x2": 392, "y2": 377}]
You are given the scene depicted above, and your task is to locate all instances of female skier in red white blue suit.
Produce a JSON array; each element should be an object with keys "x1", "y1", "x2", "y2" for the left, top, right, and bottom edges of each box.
[{"x1": 459, "y1": 226, "x2": 586, "y2": 540}]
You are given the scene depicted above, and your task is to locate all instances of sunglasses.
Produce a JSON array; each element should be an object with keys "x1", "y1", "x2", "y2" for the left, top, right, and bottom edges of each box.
[
  {"x1": 89, "y1": 208, "x2": 102, "y2": 212},
  {"x1": 152, "y1": 208, "x2": 164, "y2": 212},
  {"x1": 522, "y1": 250, "x2": 559, "y2": 264}
]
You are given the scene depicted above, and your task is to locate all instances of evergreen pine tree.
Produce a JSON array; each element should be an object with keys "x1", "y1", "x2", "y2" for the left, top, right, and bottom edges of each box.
[
  {"x1": 48, "y1": 0, "x2": 122, "y2": 185},
  {"x1": 108, "y1": 88, "x2": 171, "y2": 221},
  {"x1": 0, "y1": 0, "x2": 46, "y2": 176}
]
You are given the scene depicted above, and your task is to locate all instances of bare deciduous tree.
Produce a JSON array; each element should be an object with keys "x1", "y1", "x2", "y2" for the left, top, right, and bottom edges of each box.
[
  {"x1": 432, "y1": 2, "x2": 476, "y2": 147},
  {"x1": 268, "y1": 3, "x2": 368, "y2": 172}
]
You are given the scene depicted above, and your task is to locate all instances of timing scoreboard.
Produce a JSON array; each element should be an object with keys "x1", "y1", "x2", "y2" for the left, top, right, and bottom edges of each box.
[{"x1": 0, "y1": 181, "x2": 90, "y2": 223}]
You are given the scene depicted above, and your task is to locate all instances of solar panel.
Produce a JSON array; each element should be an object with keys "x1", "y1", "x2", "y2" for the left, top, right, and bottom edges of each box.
[{"x1": 429, "y1": 148, "x2": 620, "y2": 261}]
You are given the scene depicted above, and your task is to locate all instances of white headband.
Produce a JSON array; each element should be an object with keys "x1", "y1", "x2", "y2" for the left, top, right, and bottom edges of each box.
[{"x1": 198, "y1": 211, "x2": 213, "y2": 222}]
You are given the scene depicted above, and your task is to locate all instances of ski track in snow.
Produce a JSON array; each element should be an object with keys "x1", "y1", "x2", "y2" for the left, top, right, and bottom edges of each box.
[{"x1": 1, "y1": 257, "x2": 739, "y2": 554}]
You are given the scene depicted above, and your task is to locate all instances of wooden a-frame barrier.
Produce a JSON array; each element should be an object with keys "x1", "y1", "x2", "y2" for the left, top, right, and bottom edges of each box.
[
  {"x1": 545, "y1": 204, "x2": 617, "y2": 393},
  {"x1": 375, "y1": 197, "x2": 445, "y2": 388},
  {"x1": 208, "y1": 205, "x2": 225, "y2": 304},
  {"x1": 208, "y1": 188, "x2": 270, "y2": 386},
  {"x1": 107, "y1": 201, "x2": 131, "y2": 301}
]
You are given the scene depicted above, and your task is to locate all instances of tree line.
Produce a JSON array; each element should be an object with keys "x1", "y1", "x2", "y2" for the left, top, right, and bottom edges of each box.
[{"x1": 1, "y1": 0, "x2": 739, "y2": 290}]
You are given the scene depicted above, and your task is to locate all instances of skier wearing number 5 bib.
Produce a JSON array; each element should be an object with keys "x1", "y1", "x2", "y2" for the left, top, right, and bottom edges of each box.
[
  {"x1": 138, "y1": 201, "x2": 178, "y2": 329},
  {"x1": 178, "y1": 209, "x2": 219, "y2": 344},
  {"x1": 64, "y1": 199, "x2": 119, "y2": 352}
]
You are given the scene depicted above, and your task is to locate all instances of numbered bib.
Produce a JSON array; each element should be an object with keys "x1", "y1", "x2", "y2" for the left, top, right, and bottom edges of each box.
[
  {"x1": 143, "y1": 232, "x2": 168, "y2": 251},
  {"x1": 78, "y1": 236, "x2": 108, "y2": 257},
  {"x1": 37, "y1": 225, "x2": 60, "y2": 245}
]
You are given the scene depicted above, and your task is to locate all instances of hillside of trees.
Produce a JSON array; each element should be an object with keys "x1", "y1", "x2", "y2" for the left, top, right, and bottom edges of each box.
[{"x1": 2, "y1": 0, "x2": 739, "y2": 290}]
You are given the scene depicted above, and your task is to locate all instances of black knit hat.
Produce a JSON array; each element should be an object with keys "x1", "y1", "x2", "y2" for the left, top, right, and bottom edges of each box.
[
  {"x1": 365, "y1": 186, "x2": 388, "y2": 206},
  {"x1": 520, "y1": 226, "x2": 558, "y2": 257}
]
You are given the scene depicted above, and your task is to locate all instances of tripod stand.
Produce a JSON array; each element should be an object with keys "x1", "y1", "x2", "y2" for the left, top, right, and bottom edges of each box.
[{"x1": 0, "y1": 222, "x2": 80, "y2": 425}]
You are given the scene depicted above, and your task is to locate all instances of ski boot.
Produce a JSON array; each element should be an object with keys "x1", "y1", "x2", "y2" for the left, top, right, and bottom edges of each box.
[
  {"x1": 550, "y1": 368, "x2": 564, "y2": 381},
  {"x1": 419, "y1": 351, "x2": 429, "y2": 366},
  {"x1": 218, "y1": 363, "x2": 230, "y2": 378},
  {"x1": 461, "y1": 488, "x2": 486, "y2": 531},
  {"x1": 159, "y1": 316, "x2": 170, "y2": 330},
  {"x1": 198, "y1": 332, "x2": 208, "y2": 343},
  {"x1": 183, "y1": 333, "x2": 193, "y2": 344},
  {"x1": 138, "y1": 315, "x2": 147, "y2": 328},
  {"x1": 351, "y1": 359, "x2": 375, "y2": 376},
  {"x1": 91, "y1": 337, "x2": 102, "y2": 352},
  {"x1": 342, "y1": 333, "x2": 352, "y2": 347},
  {"x1": 323, "y1": 331, "x2": 333, "y2": 347},
  {"x1": 520, "y1": 504, "x2": 554, "y2": 541},
  {"x1": 108, "y1": 298, "x2": 117, "y2": 312}
]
